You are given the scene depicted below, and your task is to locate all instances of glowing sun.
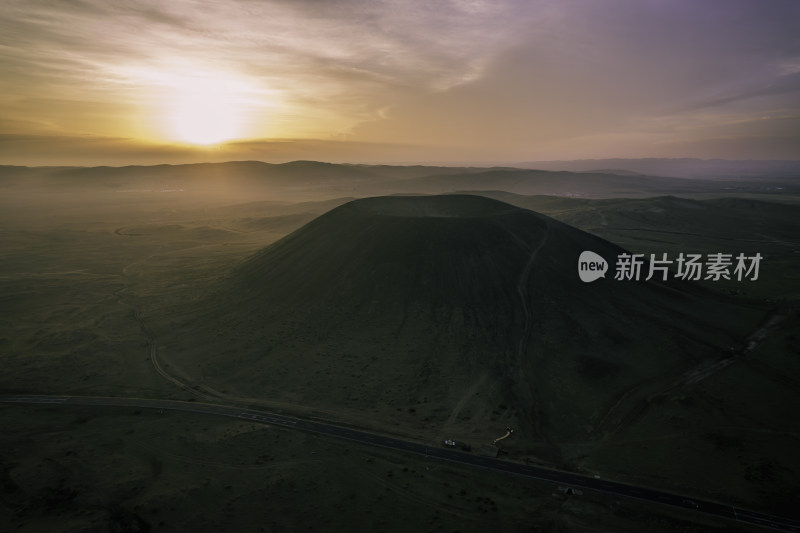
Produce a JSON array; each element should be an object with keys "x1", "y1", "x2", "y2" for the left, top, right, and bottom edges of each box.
[{"x1": 165, "y1": 75, "x2": 249, "y2": 145}]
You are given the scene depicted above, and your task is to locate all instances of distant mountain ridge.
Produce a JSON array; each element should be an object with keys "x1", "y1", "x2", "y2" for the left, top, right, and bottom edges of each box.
[
  {"x1": 3, "y1": 159, "x2": 797, "y2": 200},
  {"x1": 517, "y1": 158, "x2": 800, "y2": 178}
]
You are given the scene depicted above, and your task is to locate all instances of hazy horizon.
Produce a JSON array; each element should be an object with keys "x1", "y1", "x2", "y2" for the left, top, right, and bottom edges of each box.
[{"x1": 2, "y1": 0, "x2": 799, "y2": 167}]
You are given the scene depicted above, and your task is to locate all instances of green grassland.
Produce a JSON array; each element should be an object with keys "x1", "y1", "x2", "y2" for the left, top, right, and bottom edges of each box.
[
  {"x1": 1, "y1": 165, "x2": 799, "y2": 531},
  {"x1": 0, "y1": 404, "x2": 756, "y2": 533}
]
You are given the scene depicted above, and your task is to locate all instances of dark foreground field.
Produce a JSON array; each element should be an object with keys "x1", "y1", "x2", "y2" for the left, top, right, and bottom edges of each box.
[
  {"x1": 5, "y1": 403, "x2": 760, "y2": 533},
  {"x1": 1, "y1": 162, "x2": 799, "y2": 532}
]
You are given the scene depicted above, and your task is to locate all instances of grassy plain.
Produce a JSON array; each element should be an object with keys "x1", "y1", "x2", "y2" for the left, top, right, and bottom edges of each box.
[
  {"x1": 1, "y1": 163, "x2": 799, "y2": 531},
  {"x1": 0, "y1": 404, "x2": 759, "y2": 533}
]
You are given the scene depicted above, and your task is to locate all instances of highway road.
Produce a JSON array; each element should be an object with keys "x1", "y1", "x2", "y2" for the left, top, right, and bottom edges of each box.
[{"x1": 2, "y1": 393, "x2": 798, "y2": 532}]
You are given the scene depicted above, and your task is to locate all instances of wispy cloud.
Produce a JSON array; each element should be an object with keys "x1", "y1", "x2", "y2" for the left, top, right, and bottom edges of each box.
[
  {"x1": 1, "y1": 0, "x2": 798, "y2": 162},
  {"x1": 1, "y1": 0, "x2": 539, "y2": 142}
]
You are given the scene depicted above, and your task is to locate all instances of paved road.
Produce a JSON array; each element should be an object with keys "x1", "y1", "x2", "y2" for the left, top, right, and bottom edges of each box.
[{"x1": 2, "y1": 394, "x2": 798, "y2": 532}]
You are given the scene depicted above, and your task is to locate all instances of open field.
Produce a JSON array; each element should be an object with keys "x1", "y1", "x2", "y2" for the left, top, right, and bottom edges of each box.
[
  {"x1": 1, "y1": 162, "x2": 799, "y2": 531},
  {"x1": 1, "y1": 403, "x2": 777, "y2": 533}
]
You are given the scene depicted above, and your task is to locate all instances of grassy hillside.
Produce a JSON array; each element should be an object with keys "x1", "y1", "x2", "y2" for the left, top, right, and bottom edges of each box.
[
  {"x1": 470, "y1": 192, "x2": 800, "y2": 301},
  {"x1": 155, "y1": 196, "x2": 763, "y2": 466}
]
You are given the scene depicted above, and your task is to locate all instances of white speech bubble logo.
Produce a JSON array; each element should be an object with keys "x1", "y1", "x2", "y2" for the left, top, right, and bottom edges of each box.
[{"x1": 578, "y1": 251, "x2": 608, "y2": 282}]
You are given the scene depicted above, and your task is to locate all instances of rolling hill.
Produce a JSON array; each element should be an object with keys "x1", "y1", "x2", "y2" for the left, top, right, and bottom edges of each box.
[
  {"x1": 7, "y1": 160, "x2": 796, "y2": 202},
  {"x1": 159, "y1": 194, "x2": 763, "y2": 461}
]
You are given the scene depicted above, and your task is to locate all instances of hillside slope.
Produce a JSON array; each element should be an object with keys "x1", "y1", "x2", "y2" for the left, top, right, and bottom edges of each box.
[{"x1": 161, "y1": 195, "x2": 762, "y2": 457}]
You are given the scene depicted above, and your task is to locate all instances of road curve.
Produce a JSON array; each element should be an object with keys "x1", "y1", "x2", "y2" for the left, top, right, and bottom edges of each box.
[{"x1": 1, "y1": 394, "x2": 797, "y2": 532}]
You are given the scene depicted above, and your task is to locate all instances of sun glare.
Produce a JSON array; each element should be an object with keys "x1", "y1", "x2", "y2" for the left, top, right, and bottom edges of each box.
[
  {"x1": 117, "y1": 64, "x2": 282, "y2": 146},
  {"x1": 168, "y1": 77, "x2": 244, "y2": 145},
  {"x1": 123, "y1": 67, "x2": 259, "y2": 145}
]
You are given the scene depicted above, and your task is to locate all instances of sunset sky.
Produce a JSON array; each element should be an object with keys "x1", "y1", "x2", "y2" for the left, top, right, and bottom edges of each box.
[{"x1": 1, "y1": 0, "x2": 798, "y2": 165}]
